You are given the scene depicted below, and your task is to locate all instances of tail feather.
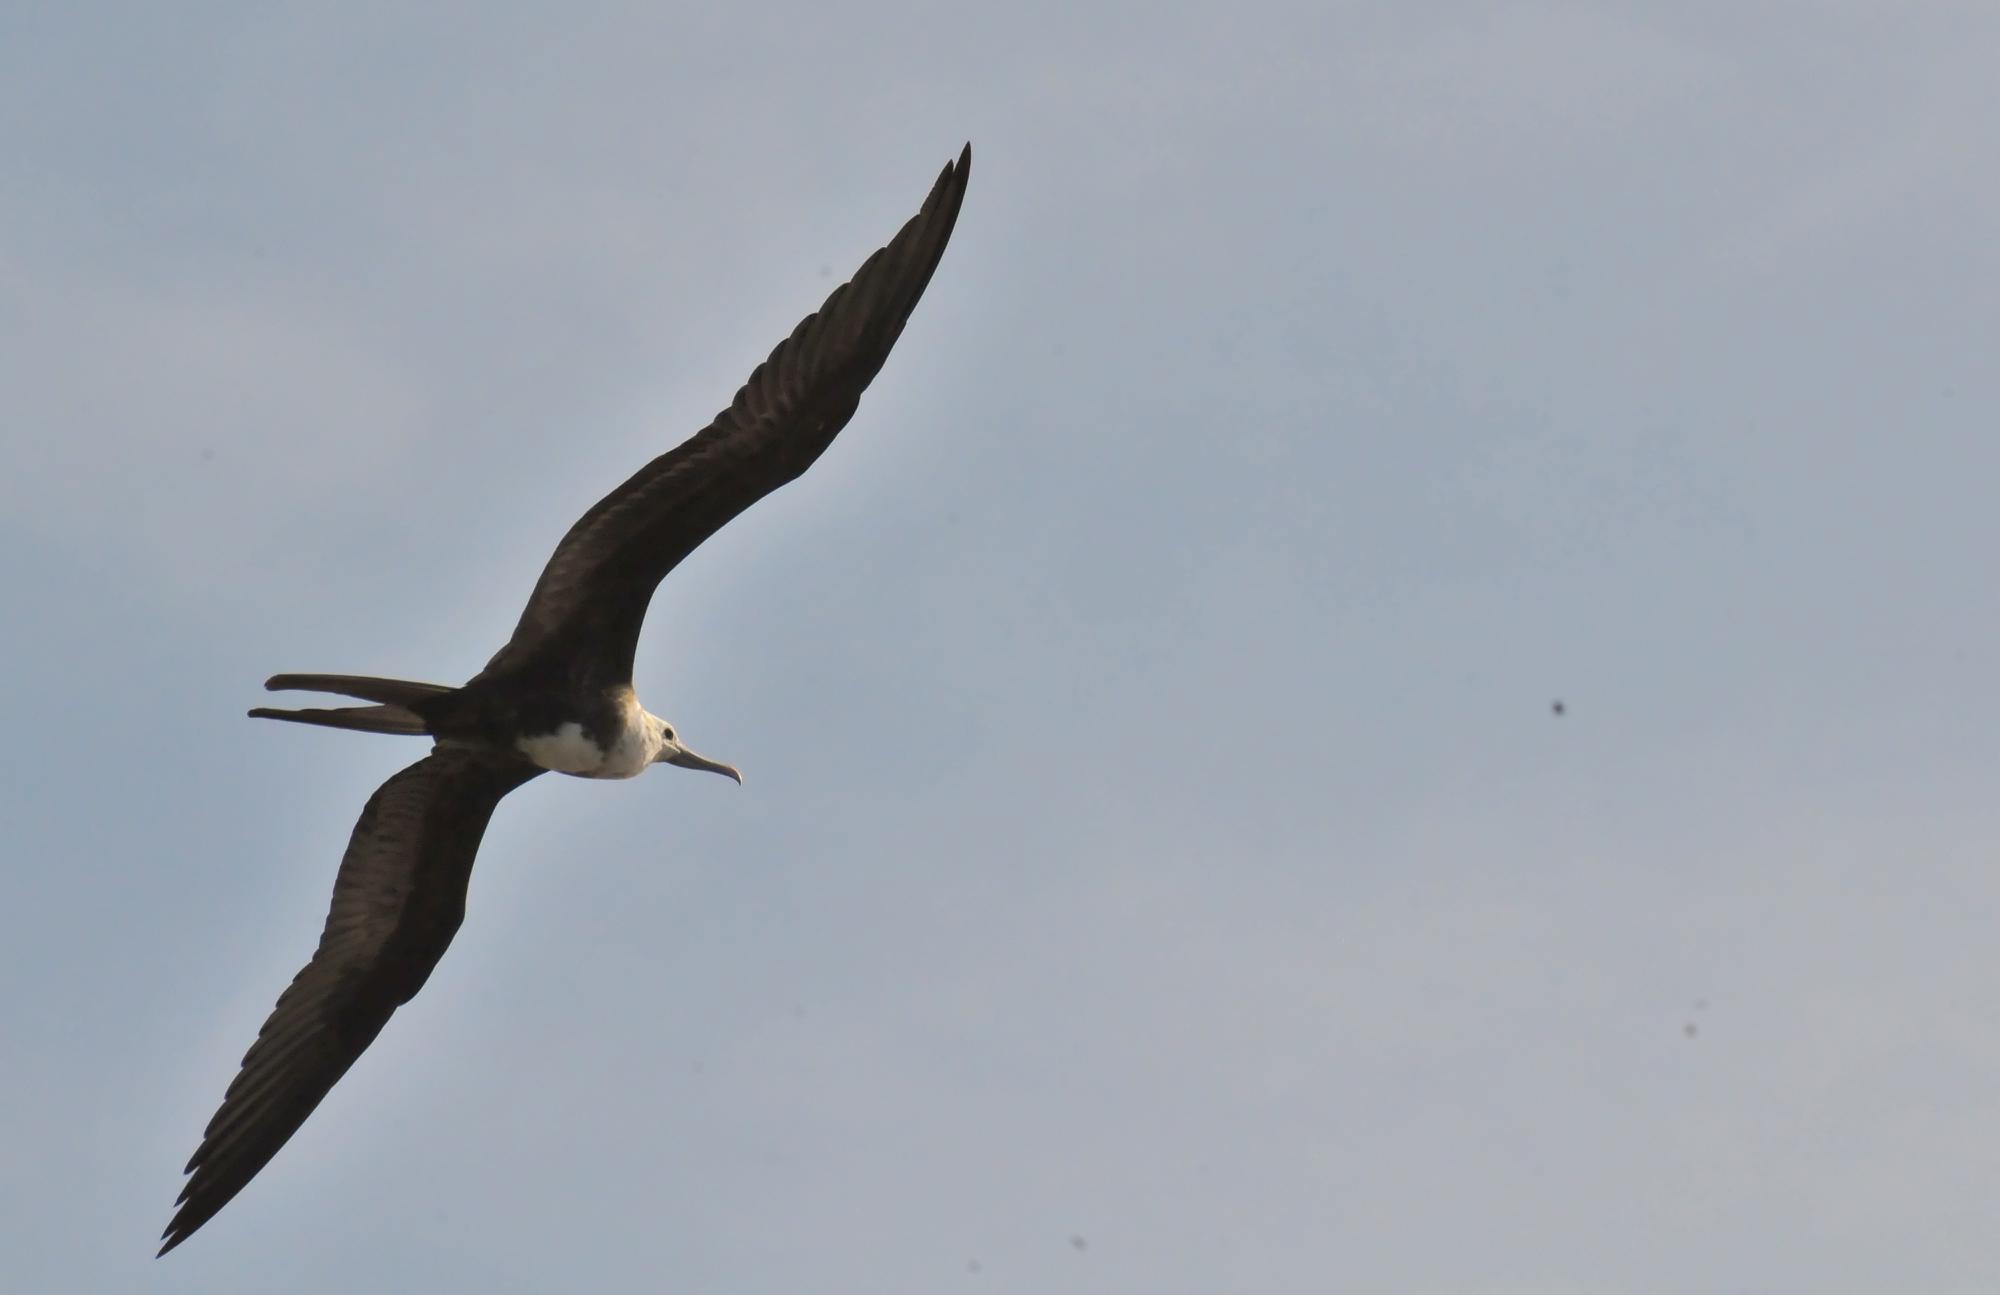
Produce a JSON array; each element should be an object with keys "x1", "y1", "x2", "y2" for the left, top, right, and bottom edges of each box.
[
  {"x1": 248, "y1": 703, "x2": 431, "y2": 735},
  {"x1": 264, "y1": 673, "x2": 454, "y2": 707},
  {"x1": 253, "y1": 674, "x2": 456, "y2": 736}
]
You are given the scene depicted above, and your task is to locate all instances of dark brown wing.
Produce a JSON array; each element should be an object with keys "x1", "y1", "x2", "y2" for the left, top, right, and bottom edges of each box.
[
  {"x1": 479, "y1": 144, "x2": 970, "y2": 689},
  {"x1": 160, "y1": 747, "x2": 543, "y2": 1256}
]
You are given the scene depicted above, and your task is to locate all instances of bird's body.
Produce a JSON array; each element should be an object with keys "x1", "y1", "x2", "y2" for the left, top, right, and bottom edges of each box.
[
  {"x1": 160, "y1": 145, "x2": 971, "y2": 1255},
  {"x1": 511, "y1": 687, "x2": 662, "y2": 779}
]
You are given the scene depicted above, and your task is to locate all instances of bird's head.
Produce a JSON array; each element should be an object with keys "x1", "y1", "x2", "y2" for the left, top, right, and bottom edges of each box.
[{"x1": 648, "y1": 713, "x2": 743, "y2": 784}]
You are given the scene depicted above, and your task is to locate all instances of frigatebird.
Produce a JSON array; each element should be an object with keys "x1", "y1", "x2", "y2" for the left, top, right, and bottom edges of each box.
[{"x1": 161, "y1": 145, "x2": 970, "y2": 1255}]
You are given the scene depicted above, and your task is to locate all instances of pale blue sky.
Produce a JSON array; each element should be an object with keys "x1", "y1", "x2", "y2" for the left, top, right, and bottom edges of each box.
[{"x1": 5, "y1": 3, "x2": 1999, "y2": 1290}]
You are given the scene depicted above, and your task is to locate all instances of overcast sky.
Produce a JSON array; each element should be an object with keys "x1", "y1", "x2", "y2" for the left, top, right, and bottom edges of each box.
[{"x1": 5, "y1": 3, "x2": 1999, "y2": 1291}]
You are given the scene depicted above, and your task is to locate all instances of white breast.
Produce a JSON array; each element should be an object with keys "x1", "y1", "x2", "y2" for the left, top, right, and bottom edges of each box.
[{"x1": 516, "y1": 715, "x2": 656, "y2": 779}]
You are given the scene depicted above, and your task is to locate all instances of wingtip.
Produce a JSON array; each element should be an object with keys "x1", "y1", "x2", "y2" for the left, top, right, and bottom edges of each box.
[
  {"x1": 159, "y1": 1173, "x2": 204, "y2": 1255},
  {"x1": 936, "y1": 143, "x2": 971, "y2": 194}
]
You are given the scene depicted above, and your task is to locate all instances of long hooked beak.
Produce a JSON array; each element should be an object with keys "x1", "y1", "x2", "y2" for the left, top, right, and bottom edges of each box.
[{"x1": 661, "y1": 741, "x2": 744, "y2": 784}]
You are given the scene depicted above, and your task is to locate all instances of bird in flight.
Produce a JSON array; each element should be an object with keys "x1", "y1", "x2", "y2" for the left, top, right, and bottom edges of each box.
[{"x1": 160, "y1": 145, "x2": 971, "y2": 1255}]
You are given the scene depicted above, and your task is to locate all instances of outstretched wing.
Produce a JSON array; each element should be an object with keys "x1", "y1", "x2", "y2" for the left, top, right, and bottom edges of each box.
[
  {"x1": 481, "y1": 144, "x2": 971, "y2": 688},
  {"x1": 160, "y1": 747, "x2": 543, "y2": 1255}
]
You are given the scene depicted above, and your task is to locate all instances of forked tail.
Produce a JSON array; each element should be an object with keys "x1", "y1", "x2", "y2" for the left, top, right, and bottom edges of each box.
[{"x1": 249, "y1": 673, "x2": 456, "y2": 736}]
